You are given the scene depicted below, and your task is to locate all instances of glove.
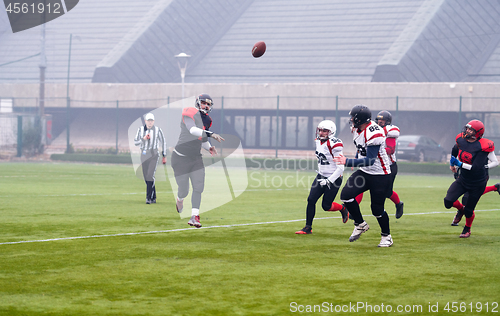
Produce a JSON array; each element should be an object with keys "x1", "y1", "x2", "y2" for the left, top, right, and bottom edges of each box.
[
  {"x1": 206, "y1": 131, "x2": 225, "y2": 143},
  {"x1": 318, "y1": 178, "x2": 331, "y2": 188},
  {"x1": 209, "y1": 146, "x2": 218, "y2": 156},
  {"x1": 162, "y1": 157, "x2": 166, "y2": 164},
  {"x1": 450, "y1": 156, "x2": 463, "y2": 167}
]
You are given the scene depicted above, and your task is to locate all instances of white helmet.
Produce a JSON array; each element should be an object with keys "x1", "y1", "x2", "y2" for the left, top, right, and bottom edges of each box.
[{"x1": 316, "y1": 120, "x2": 336, "y2": 140}]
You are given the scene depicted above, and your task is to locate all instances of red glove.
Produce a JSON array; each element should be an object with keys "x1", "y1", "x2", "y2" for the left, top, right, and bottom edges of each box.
[
  {"x1": 385, "y1": 137, "x2": 396, "y2": 155},
  {"x1": 162, "y1": 157, "x2": 167, "y2": 164}
]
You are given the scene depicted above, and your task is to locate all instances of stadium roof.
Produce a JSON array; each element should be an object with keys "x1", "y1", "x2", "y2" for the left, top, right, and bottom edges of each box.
[{"x1": 1, "y1": 0, "x2": 500, "y2": 84}]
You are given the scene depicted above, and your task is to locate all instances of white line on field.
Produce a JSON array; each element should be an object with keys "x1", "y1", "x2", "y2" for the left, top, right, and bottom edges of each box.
[
  {"x1": 1, "y1": 209, "x2": 499, "y2": 246},
  {"x1": 0, "y1": 188, "x2": 300, "y2": 198}
]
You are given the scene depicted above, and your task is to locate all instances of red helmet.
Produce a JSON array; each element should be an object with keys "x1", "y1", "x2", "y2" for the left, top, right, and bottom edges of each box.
[{"x1": 462, "y1": 119, "x2": 484, "y2": 140}]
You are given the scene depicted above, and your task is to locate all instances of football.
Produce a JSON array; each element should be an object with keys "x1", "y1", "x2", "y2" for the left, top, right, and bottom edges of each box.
[{"x1": 252, "y1": 41, "x2": 266, "y2": 58}]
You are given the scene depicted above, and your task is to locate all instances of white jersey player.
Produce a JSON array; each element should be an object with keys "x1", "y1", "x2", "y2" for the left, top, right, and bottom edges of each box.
[
  {"x1": 381, "y1": 125, "x2": 400, "y2": 164},
  {"x1": 295, "y1": 120, "x2": 349, "y2": 235},
  {"x1": 333, "y1": 105, "x2": 394, "y2": 247},
  {"x1": 315, "y1": 132, "x2": 343, "y2": 182},
  {"x1": 376, "y1": 110, "x2": 404, "y2": 219},
  {"x1": 351, "y1": 120, "x2": 392, "y2": 175}
]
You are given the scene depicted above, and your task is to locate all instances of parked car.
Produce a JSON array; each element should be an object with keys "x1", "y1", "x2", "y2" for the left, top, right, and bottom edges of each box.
[{"x1": 397, "y1": 135, "x2": 447, "y2": 162}]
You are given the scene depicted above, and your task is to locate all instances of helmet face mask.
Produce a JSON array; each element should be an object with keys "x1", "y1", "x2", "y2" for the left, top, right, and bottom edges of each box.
[
  {"x1": 316, "y1": 120, "x2": 336, "y2": 141},
  {"x1": 195, "y1": 94, "x2": 213, "y2": 114},
  {"x1": 462, "y1": 120, "x2": 484, "y2": 140},
  {"x1": 349, "y1": 104, "x2": 372, "y2": 129},
  {"x1": 375, "y1": 110, "x2": 392, "y2": 127}
]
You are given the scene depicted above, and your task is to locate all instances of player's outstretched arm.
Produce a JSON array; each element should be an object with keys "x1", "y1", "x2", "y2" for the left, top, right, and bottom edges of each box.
[{"x1": 333, "y1": 145, "x2": 380, "y2": 167}]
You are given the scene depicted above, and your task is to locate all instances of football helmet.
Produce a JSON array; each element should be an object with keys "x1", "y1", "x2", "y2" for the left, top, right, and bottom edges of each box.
[
  {"x1": 462, "y1": 119, "x2": 484, "y2": 140},
  {"x1": 375, "y1": 110, "x2": 392, "y2": 127},
  {"x1": 349, "y1": 104, "x2": 371, "y2": 128},
  {"x1": 195, "y1": 93, "x2": 213, "y2": 114},
  {"x1": 316, "y1": 120, "x2": 336, "y2": 140}
]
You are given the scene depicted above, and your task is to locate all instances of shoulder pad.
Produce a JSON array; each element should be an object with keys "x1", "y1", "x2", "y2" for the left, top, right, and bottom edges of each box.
[
  {"x1": 182, "y1": 107, "x2": 199, "y2": 119},
  {"x1": 385, "y1": 125, "x2": 400, "y2": 138},
  {"x1": 455, "y1": 133, "x2": 462, "y2": 142},
  {"x1": 328, "y1": 138, "x2": 343, "y2": 148},
  {"x1": 365, "y1": 123, "x2": 385, "y2": 144},
  {"x1": 479, "y1": 138, "x2": 495, "y2": 152}
]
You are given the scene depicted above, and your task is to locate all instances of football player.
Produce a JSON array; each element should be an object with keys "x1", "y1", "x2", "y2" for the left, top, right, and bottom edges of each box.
[
  {"x1": 333, "y1": 104, "x2": 393, "y2": 247},
  {"x1": 353, "y1": 111, "x2": 404, "y2": 219},
  {"x1": 446, "y1": 119, "x2": 495, "y2": 238},
  {"x1": 295, "y1": 120, "x2": 349, "y2": 235},
  {"x1": 171, "y1": 94, "x2": 224, "y2": 228}
]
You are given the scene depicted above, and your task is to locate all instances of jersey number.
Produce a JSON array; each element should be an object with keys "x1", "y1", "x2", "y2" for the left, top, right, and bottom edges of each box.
[
  {"x1": 356, "y1": 144, "x2": 367, "y2": 156},
  {"x1": 316, "y1": 151, "x2": 330, "y2": 165}
]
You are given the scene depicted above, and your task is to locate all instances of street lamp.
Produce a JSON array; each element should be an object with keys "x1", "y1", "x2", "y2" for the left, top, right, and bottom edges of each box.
[
  {"x1": 175, "y1": 52, "x2": 191, "y2": 99},
  {"x1": 65, "y1": 34, "x2": 81, "y2": 153}
]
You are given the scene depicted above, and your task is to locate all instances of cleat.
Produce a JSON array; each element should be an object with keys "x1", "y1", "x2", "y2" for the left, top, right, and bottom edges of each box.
[
  {"x1": 459, "y1": 231, "x2": 471, "y2": 238},
  {"x1": 188, "y1": 215, "x2": 202, "y2": 228},
  {"x1": 378, "y1": 234, "x2": 393, "y2": 247},
  {"x1": 176, "y1": 198, "x2": 184, "y2": 213},
  {"x1": 460, "y1": 227, "x2": 471, "y2": 238},
  {"x1": 349, "y1": 221, "x2": 369, "y2": 242},
  {"x1": 451, "y1": 210, "x2": 464, "y2": 226},
  {"x1": 395, "y1": 202, "x2": 404, "y2": 219},
  {"x1": 340, "y1": 206, "x2": 349, "y2": 224},
  {"x1": 495, "y1": 183, "x2": 500, "y2": 195},
  {"x1": 146, "y1": 199, "x2": 151, "y2": 204},
  {"x1": 151, "y1": 199, "x2": 156, "y2": 204},
  {"x1": 295, "y1": 225, "x2": 312, "y2": 234}
]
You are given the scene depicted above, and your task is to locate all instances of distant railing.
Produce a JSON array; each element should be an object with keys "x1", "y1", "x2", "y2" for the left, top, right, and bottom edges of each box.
[{"x1": 1, "y1": 95, "x2": 499, "y2": 157}]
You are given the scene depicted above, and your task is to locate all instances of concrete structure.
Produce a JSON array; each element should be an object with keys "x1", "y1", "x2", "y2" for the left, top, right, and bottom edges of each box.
[
  {"x1": 1, "y1": 82, "x2": 499, "y2": 111},
  {"x1": 2, "y1": 0, "x2": 500, "y2": 84},
  {"x1": 1, "y1": 82, "x2": 499, "y2": 155}
]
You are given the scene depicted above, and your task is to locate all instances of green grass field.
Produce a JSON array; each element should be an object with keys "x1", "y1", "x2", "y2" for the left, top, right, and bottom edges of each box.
[{"x1": 0, "y1": 162, "x2": 499, "y2": 316}]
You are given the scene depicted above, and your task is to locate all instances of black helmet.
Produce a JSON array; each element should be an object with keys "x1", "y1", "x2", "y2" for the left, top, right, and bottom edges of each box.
[
  {"x1": 195, "y1": 93, "x2": 213, "y2": 114},
  {"x1": 375, "y1": 110, "x2": 392, "y2": 127},
  {"x1": 349, "y1": 104, "x2": 371, "y2": 128}
]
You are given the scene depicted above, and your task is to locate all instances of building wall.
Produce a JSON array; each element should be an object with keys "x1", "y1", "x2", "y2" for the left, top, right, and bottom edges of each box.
[{"x1": 1, "y1": 82, "x2": 500, "y2": 112}]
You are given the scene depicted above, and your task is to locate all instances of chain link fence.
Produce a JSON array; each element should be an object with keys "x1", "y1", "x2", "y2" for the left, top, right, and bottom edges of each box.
[{"x1": 1, "y1": 95, "x2": 499, "y2": 158}]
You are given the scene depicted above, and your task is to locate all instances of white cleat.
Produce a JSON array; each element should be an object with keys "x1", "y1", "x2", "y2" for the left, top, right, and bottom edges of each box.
[
  {"x1": 378, "y1": 234, "x2": 393, "y2": 247},
  {"x1": 188, "y1": 215, "x2": 201, "y2": 228},
  {"x1": 349, "y1": 221, "x2": 369, "y2": 242}
]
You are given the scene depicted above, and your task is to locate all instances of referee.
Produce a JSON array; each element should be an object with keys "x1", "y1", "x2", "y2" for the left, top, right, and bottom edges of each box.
[{"x1": 134, "y1": 113, "x2": 167, "y2": 204}]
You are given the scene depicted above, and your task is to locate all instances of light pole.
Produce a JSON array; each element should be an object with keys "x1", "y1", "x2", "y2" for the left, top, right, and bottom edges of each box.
[
  {"x1": 39, "y1": 21, "x2": 46, "y2": 117},
  {"x1": 175, "y1": 53, "x2": 191, "y2": 99},
  {"x1": 66, "y1": 34, "x2": 81, "y2": 153},
  {"x1": 66, "y1": 33, "x2": 73, "y2": 153}
]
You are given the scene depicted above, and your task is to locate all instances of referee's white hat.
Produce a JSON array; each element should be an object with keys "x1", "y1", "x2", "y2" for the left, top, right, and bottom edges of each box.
[{"x1": 145, "y1": 113, "x2": 155, "y2": 121}]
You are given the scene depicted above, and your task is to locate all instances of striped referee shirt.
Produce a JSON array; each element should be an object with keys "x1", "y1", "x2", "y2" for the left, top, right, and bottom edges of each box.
[{"x1": 134, "y1": 125, "x2": 167, "y2": 157}]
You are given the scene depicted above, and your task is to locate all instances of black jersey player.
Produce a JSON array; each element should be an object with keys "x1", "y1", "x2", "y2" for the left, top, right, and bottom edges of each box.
[{"x1": 446, "y1": 119, "x2": 495, "y2": 238}]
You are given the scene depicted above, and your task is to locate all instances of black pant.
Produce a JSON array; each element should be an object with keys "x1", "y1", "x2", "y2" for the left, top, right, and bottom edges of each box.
[
  {"x1": 305, "y1": 175, "x2": 342, "y2": 226},
  {"x1": 340, "y1": 169, "x2": 391, "y2": 235},
  {"x1": 171, "y1": 151, "x2": 205, "y2": 209},
  {"x1": 444, "y1": 179, "x2": 487, "y2": 218},
  {"x1": 141, "y1": 150, "x2": 159, "y2": 201}
]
